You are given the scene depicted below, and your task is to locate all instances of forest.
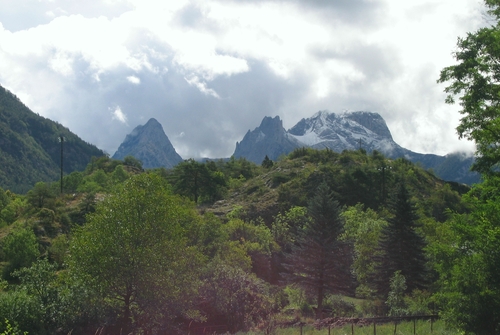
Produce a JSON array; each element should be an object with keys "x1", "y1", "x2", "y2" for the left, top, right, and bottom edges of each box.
[{"x1": 0, "y1": 147, "x2": 488, "y2": 334}]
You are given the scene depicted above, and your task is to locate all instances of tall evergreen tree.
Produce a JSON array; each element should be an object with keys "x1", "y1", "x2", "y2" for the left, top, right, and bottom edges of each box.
[
  {"x1": 283, "y1": 182, "x2": 352, "y2": 318},
  {"x1": 375, "y1": 183, "x2": 428, "y2": 296}
]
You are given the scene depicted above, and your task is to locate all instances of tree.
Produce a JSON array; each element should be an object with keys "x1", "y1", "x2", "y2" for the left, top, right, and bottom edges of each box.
[
  {"x1": 438, "y1": 0, "x2": 500, "y2": 175},
  {"x1": 2, "y1": 227, "x2": 40, "y2": 280},
  {"x1": 341, "y1": 204, "x2": 386, "y2": 298},
  {"x1": 68, "y1": 173, "x2": 204, "y2": 333},
  {"x1": 435, "y1": 3, "x2": 500, "y2": 332},
  {"x1": 261, "y1": 155, "x2": 274, "y2": 169},
  {"x1": 283, "y1": 182, "x2": 352, "y2": 318},
  {"x1": 171, "y1": 159, "x2": 226, "y2": 203},
  {"x1": 432, "y1": 175, "x2": 500, "y2": 334},
  {"x1": 375, "y1": 183, "x2": 428, "y2": 297},
  {"x1": 26, "y1": 182, "x2": 55, "y2": 209}
]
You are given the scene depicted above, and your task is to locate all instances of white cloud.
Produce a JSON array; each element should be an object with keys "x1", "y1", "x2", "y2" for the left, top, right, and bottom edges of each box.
[
  {"x1": 184, "y1": 74, "x2": 220, "y2": 98},
  {"x1": 127, "y1": 75, "x2": 141, "y2": 84},
  {"x1": 0, "y1": 0, "x2": 488, "y2": 157},
  {"x1": 111, "y1": 106, "x2": 128, "y2": 124}
]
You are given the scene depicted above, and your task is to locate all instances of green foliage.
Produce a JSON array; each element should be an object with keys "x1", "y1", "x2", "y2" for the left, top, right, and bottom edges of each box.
[
  {"x1": 0, "y1": 198, "x2": 25, "y2": 225},
  {"x1": 200, "y1": 261, "x2": 274, "y2": 332},
  {"x1": 262, "y1": 155, "x2": 274, "y2": 169},
  {"x1": 375, "y1": 184, "x2": 428, "y2": 297},
  {"x1": 386, "y1": 271, "x2": 407, "y2": 316},
  {"x1": 341, "y1": 204, "x2": 386, "y2": 298},
  {"x1": 438, "y1": 2, "x2": 500, "y2": 175},
  {"x1": 111, "y1": 164, "x2": 129, "y2": 183},
  {"x1": 2, "y1": 227, "x2": 39, "y2": 280},
  {"x1": 68, "y1": 173, "x2": 205, "y2": 333},
  {"x1": 26, "y1": 182, "x2": 55, "y2": 209},
  {"x1": 433, "y1": 176, "x2": 500, "y2": 334},
  {"x1": 170, "y1": 159, "x2": 227, "y2": 203},
  {"x1": 123, "y1": 155, "x2": 143, "y2": 170},
  {"x1": 0, "y1": 85, "x2": 105, "y2": 194},
  {"x1": 283, "y1": 182, "x2": 352, "y2": 318},
  {"x1": 0, "y1": 319, "x2": 27, "y2": 335}
]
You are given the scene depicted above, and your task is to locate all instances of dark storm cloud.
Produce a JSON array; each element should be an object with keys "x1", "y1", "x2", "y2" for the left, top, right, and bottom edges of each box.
[{"x1": 54, "y1": 47, "x2": 299, "y2": 159}]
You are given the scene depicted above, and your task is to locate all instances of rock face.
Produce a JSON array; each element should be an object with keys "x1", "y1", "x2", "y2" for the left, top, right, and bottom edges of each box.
[
  {"x1": 233, "y1": 111, "x2": 479, "y2": 184},
  {"x1": 233, "y1": 116, "x2": 302, "y2": 164},
  {"x1": 288, "y1": 110, "x2": 406, "y2": 156},
  {"x1": 112, "y1": 118, "x2": 183, "y2": 169}
]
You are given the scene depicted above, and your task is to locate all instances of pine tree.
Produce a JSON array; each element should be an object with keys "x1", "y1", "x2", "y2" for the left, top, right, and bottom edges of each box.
[
  {"x1": 283, "y1": 182, "x2": 352, "y2": 318},
  {"x1": 375, "y1": 183, "x2": 428, "y2": 297}
]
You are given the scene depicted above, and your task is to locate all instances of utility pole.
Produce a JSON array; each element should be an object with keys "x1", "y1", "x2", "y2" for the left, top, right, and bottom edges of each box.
[{"x1": 59, "y1": 135, "x2": 64, "y2": 194}]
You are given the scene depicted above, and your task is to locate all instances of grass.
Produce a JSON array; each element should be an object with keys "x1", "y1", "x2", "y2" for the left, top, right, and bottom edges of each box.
[{"x1": 236, "y1": 319, "x2": 457, "y2": 335}]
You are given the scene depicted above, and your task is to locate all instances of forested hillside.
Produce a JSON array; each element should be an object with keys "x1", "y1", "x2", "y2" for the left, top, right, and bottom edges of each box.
[
  {"x1": 0, "y1": 149, "x2": 471, "y2": 334},
  {"x1": 0, "y1": 85, "x2": 105, "y2": 193}
]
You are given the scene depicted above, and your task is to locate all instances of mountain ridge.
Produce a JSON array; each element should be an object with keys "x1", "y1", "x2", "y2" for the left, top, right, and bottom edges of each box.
[
  {"x1": 0, "y1": 85, "x2": 106, "y2": 193},
  {"x1": 232, "y1": 110, "x2": 479, "y2": 184},
  {"x1": 112, "y1": 118, "x2": 183, "y2": 169}
]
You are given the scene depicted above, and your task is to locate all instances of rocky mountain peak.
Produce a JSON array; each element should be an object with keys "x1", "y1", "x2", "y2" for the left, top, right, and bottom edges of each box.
[
  {"x1": 233, "y1": 115, "x2": 301, "y2": 164},
  {"x1": 112, "y1": 118, "x2": 183, "y2": 169}
]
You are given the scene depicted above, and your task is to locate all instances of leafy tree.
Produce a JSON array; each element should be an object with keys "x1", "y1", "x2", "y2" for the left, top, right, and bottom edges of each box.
[
  {"x1": 433, "y1": 175, "x2": 500, "y2": 334},
  {"x1": 123, "y1": 155, "x2": 143, "y2": 171},
  {"x1": 386, "y1": 271, "x2": 408, "y2": 317},
  {"x1": 435, "y1": 4, "x2": 500, "y2": 330},
  {"x1": 171, "y1": 159, "x2": 210, "y2": 203},
  {"x1": 283, "y1": 182, "x2": 352, "y2": 318},
  {"x1": 199, "y1": 261, "x2": 274, "y2": 333},
  {"x1": 2, "y1": 227, "x2": 40, "y2": 280},
  {"x1": 171, "y1": 159, "x2": 226, "y2": 203},
  {"x1": 111, "y1": 164, "x2": 129, "y2": 184},
  {"x1": 62, "y1": 171, "x2": 83, "y2": 193},
  {"x1": 438, "y1": 0, "x2": 500, "y2": 175},
  {"x1": 26, "y1": 182, "x2": 55, "y2": 209},
  {"x1": 67, "y1": 173, "x2": 204, "y2": 333},
  {"x1": 341, "y1": 204, "x2": 386, "y2": 298},
  {"x1": 375, "y1": 184, "x2": 428, "y2": 297}
]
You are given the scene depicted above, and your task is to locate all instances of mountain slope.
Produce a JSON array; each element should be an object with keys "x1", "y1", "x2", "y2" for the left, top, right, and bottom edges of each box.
[
  {"x1": 112, "y1": 118, "x2": 183, "y2": 169},
  {"x1": 233, "y1": 110, "x2": 479, "y2": 184},
  {"x1": 0, "y1": 85, "x2": 105, "y2": 193},
  {"x1": 233, "y1": 116, "x2": 301, "y2": 164}
]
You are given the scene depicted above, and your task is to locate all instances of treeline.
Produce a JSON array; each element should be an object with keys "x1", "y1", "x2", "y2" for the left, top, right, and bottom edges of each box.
[
  {"x1": 0, "y1": 85, "x2": 105, "y2": 194},
  {"x1": 0, "y1": 149, "x2": 472, "y2": 334}
]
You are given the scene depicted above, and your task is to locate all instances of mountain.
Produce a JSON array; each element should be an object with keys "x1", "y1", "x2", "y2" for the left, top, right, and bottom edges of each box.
[
  {"x1": 112, "y1": 118, "x2": 183, "y2": 169},
  {"x1": 0, "y1": 85, "x2": 106, "y2": 193},
  {"x1": 233, "y1": 110, "x2": 479, "y2": 184},
  {"x1": 233, "y1": 116, "x2": 301, "y2": 163}
]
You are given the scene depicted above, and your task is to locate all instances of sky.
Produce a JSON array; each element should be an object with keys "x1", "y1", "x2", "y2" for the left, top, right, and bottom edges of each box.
[{"x1": 0, "y1": 0, "x2": 488, "y2": 159}]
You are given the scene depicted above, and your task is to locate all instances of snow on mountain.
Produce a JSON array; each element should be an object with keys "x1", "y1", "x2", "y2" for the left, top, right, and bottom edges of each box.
[{"x1": 288, "y1": 110, "x2": 403, "y2": 156}]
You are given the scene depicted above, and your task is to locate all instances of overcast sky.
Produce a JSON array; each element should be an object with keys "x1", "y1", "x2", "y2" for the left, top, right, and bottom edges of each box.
[{"x1": 0, "y1": 0, "x2": 487, "y2": 159}]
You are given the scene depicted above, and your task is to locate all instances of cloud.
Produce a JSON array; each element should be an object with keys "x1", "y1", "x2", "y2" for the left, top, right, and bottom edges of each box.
[
  {"x1": 111, "y1": 106, "x2": 128, "y2": 124},
  {"x1": 127, "y1": 75, "x2": 141, "y2": 84},
  {"x1": 0, "y1": 0, "x2": 487, "y2": 159}
]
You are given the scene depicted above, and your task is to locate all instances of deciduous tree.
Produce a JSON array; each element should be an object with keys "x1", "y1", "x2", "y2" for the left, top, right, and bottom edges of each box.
[{"x1": 68, "y1": 173, "x2": 204, "y2": 333}]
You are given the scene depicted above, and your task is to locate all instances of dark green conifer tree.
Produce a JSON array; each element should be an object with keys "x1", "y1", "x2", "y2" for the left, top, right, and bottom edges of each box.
[
  {"x1": 283, "y1": 182, "x2": 352, "y2": 318},
  {"x1": 261, "y1": 155, "x2": 274, "y2": 168},
  {"x1": 375, "y1": 183, "x2": 428, "y2": 296}
]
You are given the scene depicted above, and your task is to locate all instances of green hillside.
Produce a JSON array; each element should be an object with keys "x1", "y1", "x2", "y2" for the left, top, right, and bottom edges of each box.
[
  {"x1": 0, "y1": 85, "x2": 105, "y2": 193},
  {"x1": 0, "y1": 150, "x2": 472, "y2": 334}
]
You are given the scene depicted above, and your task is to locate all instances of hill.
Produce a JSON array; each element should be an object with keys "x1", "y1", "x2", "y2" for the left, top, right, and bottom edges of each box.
[{"x1": 0, "y1": 85, "x2": 105, "y2": 193}]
